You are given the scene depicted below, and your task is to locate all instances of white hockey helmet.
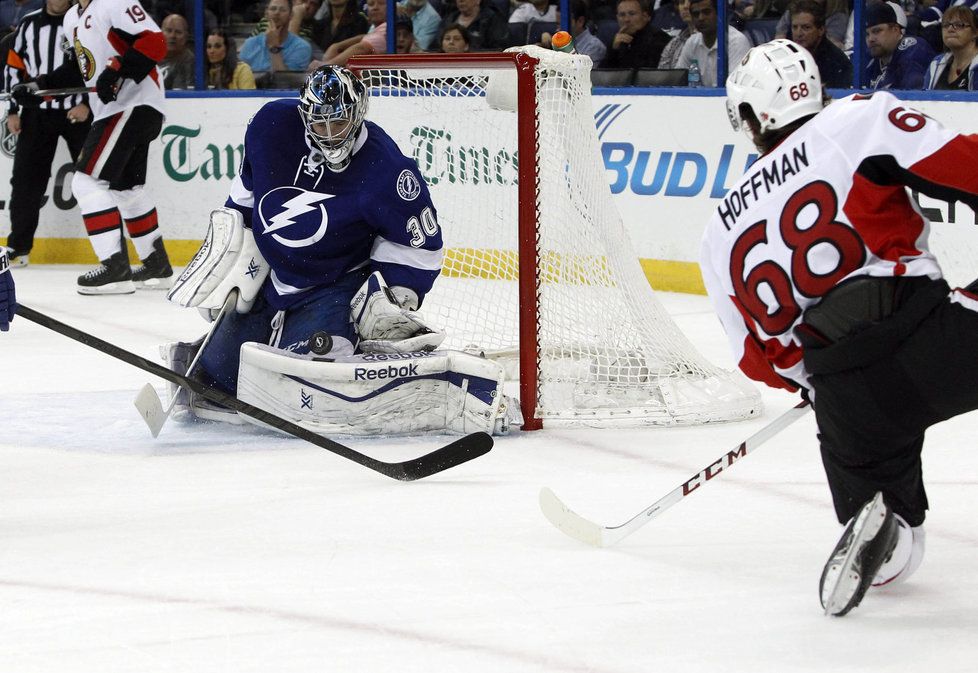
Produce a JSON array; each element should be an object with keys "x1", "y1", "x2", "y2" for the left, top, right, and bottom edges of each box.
[
  {"x1": 299, "y1": 65, "x2": 369, "y2": 172},
  {"x1": 725, "y1": 39, "x2": 823, "y2": 141}
]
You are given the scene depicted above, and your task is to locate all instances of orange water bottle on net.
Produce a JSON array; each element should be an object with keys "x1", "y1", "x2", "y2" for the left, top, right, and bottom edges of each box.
[{"x1": 551, "y1": 30, "x2": 577, "y2": 54}]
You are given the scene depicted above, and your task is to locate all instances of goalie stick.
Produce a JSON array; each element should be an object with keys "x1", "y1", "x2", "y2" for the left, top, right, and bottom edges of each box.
[
  {"x1": 539, "y1": 400, "x2": 812, "y2": 547},
  {"x1": 132, "y1": 290, "x2": 238, "y2": 438},
  {"x1": 16, "y1": 304, "x2": 493, "y2": 481}
]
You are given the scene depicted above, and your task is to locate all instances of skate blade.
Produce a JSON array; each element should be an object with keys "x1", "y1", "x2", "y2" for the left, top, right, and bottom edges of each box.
[
  {"x1": 822, "y1": 492, "x2": 889, "y2": 616},
  {"x1": 136, "y1": 276, "x2": 174, "y2": 291},
  {"x1": 77, "y1": 280, "x2": 136, "y2": 295}
]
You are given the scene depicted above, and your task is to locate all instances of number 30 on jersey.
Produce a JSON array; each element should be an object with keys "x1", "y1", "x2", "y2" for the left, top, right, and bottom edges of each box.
[{"x1": 407, "y1": 206, "x2": 438, "y2": 247}]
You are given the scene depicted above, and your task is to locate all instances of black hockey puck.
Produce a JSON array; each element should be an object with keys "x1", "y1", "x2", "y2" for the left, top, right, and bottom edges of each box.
[{"x1": 309, "y1": 331, "x2": 333, "y2": 355}]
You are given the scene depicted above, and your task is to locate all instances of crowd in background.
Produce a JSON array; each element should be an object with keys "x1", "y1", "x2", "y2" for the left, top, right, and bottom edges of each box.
[{"x1": 2, "y1": 0, "x2": 978, "y2": 90}]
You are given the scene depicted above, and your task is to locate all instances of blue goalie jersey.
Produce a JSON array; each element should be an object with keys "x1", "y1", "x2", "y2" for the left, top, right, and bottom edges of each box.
[{"x1": 225, "y1": 98, "x2": 443, "y2": 310}]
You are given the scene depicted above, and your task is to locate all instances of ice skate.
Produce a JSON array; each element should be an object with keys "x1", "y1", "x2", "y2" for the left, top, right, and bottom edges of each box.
[
  {"x1": 132, "y1": 238, "x2": 174, "y2": 290},
  {"x1": 77, "y1": 251, "x2": 135, "y2": 295},
  {"x1": 3, "y1": 246, "x2": 29, "y2": 267},
  {"x1": 820, "y1": 492, "x2": 899, "y2": 617}
]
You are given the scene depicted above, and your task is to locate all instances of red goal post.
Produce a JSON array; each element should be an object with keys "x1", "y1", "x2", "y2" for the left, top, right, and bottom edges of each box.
[{"x1": 349, "y1": 49, "x2": 761, "y2": 429}]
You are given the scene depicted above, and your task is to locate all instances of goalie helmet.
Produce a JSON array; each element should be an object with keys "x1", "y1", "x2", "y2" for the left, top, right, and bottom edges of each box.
[
  {"x1": 725, "y1": 39, "x2": 823, "y2": 143},
  {"x1": 298, "y1": 65, "x2": 369, "y2": 172}
]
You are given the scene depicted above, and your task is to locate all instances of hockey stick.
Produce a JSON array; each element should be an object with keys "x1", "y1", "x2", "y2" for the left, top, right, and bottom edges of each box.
[
  {"x1": 539, "y1": 400, "x2": 812, "y2": 547},
  {"x1": 0, "y1": 86, "x2": 94, "y2": 101},
  {"x1": 132, "y1": 291, "x2": 238, "y2": 438},
  {"x1": 16, "y1": 304, "x2": 493, "y2": 481}
]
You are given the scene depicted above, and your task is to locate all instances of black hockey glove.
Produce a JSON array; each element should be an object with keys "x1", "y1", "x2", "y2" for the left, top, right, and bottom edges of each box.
[
  {"x1": 10, "y1": 81, "x2": 40, "y2": 107},
  {"x1": 96, "y1": 58, "x2": 123, "y2": 104}
]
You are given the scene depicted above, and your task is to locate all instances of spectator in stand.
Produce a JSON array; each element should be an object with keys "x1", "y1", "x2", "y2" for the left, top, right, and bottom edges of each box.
[
  {"x1": 789, "y1": 0, "x2": 851, "y2": 87},
  {"x1": 604, "y1": 0, "x2": 671, "y2": 68},
  {"x1": 160, "y1": 14, "x2": 194, "y2": 89},
  {"x1": 397, "y1": 0, "x2": 441, "y2": 51},
  {"x1": 741, "y1": 0, "x2": 789, "y2": 19},
  {"x1": 651, "y1": 0, "x2": 688, "y2": 35},
  {"x1": 866, "y1": 1, "x2": 935, "y2": 89},
  {"x1": 565, "y1": 0, "x2": 607, "y2": 65},
  {"x1": 913, "y1": 0, "x2": 953, "y2": 53},
  {"x1": 240, "y1": 0, "x2": 313, "y2": 73},
  {"x1": 307, "y1": 0, "x2": 368, "y2": 55},
  {"x1": 774, "y1": 0, "x2": 847, "y2": 48},
  {"x1": 676, "y1": 0, "x2": 751, "y2": 86},
  {"x1": 282, "y1": 0, "x2": 322, "y2": 44},
  {"x1": 395, "y1": 17, "x2": 418, "y2": 53},
  {"x1": 439, "y1": 0, "x2": 509, "y2": 51},
  {"x1": 206, "y1": 28, "x2": 257, "y2": 89},
  {"x1": 0, "y1": 0, "x2": 42, "y2": 36},
  {"x1": 322, "y1": 0, "x2": 387, "y2": 66},
  {"x1": 440, "y1": 22, "x2": 471, "y2": 52},
  {"x1": 146, "y1": 0, "x2": 217, "y2": 33},
  {"x1": 658, "y1": 0, "x2": 694, "y2": 68},
  {"x1": 923, "y1": 5, "x2": 978, "y2": 90},
  {"x1": 510, "y1": 0, "x2": 557, "y2": 25}
]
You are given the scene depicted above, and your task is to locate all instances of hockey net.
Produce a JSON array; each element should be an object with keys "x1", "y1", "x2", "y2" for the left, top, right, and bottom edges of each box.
[{"x1": 349, "y1": 48, "x2": 760, "y2": 429}]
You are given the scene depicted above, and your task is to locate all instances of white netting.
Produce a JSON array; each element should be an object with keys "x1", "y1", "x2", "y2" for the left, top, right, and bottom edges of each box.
[{"x1": 355, "y1": 47, "x2": 760, "y2": 426}]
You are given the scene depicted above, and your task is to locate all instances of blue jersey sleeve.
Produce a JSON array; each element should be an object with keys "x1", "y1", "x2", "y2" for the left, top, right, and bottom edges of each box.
[
  {"x1": 361, "y1": 162, "x2": 443, "y2": 302},
  {"x1": 224, "y1": 102, "x2": 279, "y2": 229}
]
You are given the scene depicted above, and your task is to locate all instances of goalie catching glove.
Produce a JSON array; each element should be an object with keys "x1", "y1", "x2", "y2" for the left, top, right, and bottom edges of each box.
[
  {"x1": 167, "y1": 208, "x2": 270, "y2": 320},
  {"x1": 351, "y1": 271, "x2": 445, "y2": 353}
]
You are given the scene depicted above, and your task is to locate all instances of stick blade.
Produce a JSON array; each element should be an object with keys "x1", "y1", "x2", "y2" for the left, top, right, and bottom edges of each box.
[
  {"x1": 392, "y1": 432, "x2": 494, "y2": 481},
  {"x1": 133, "y1": 383, "x2": 167, "y2": 438},
  {"x1": 539, "y1": 487, "x2": 607, "y2": 547}
]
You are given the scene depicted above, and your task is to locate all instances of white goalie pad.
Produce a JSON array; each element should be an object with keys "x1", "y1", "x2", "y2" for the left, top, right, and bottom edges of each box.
[
  {"x1": 166, "y1": 208, "x2": 270, "y2": 314},
  {"x1": 236, "y1": 343, "x2": 522, "y2": 436}
]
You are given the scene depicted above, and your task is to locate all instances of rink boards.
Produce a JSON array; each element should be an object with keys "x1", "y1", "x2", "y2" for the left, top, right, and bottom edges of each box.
[{"x1": 2, "y1": 92, "x2": 977, "y2": 292}]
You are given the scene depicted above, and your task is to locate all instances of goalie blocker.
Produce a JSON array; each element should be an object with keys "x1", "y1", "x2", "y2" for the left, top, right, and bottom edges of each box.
[{"x1": 163, "y1": 340, "x2": 522, "y2": 435}]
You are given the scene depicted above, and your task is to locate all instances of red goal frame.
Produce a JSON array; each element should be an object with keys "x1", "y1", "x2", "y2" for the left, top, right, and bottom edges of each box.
[{"x1": 350, "y1": 53, "x2": 545, "y2": 429}]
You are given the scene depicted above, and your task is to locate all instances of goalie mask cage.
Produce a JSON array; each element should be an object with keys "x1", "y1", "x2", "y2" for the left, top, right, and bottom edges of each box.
[{"x1": 349, "y1": 48, "x2": 760, "y2": 429}]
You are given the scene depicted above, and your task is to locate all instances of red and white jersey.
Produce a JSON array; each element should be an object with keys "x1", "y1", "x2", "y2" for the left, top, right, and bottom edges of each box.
[
  {"x1": 63, "y1": 0, "x2": 165, "y2": 121},
  {"x1": 701, "y1": 92, "x2": 978, "y2": 392}
]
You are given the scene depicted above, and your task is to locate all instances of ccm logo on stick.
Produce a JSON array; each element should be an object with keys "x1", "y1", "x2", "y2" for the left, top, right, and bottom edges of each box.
[
  {"x1": 354, "y1": 363, "x2": 420, "y2": 380},
  {"x1": 681, "y1": 443, "x2": 748, "y2": 495}
]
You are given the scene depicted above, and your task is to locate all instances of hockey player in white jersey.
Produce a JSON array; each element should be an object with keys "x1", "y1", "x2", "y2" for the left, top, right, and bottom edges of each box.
[
  {"x1": 11, "y1": 0, "x2": 172, "y2": 294},
  {"x1": 162, "y1": 65, "x2": 519, "y2": 437},
  {"x1": 702, "y1": 39, "x2": 978, "y2": 616}
]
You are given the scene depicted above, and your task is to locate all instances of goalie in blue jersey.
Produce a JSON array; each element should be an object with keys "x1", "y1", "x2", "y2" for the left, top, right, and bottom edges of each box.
[{"x1": 163, "y1": 65, "x2": 519, "y2": 436}]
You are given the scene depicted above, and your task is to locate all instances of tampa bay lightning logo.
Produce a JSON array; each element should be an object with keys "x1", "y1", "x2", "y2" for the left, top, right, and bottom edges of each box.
[
  {"x1": 396, "y1": 169, "x2": 421, "y2": 201},
  {"x1": 257, "y1": 186, "x2": 335, "y2": 248}
]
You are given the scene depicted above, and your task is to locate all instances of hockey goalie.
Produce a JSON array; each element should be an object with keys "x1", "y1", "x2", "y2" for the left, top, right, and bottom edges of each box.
[{"x1": 162, "y1": 64, "x2": 520, "y2": 436}]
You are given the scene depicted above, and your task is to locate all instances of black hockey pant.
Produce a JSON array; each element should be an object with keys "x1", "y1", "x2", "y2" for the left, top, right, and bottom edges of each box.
[{"x1": 801, "y1": 276, "x2": 978, "y2": 527}]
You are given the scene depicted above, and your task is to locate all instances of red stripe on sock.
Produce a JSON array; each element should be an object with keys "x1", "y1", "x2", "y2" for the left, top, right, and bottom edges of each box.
[
  {"x1": 83, "y1": 208, "x2": 123, "y2": 235},
  {"x1": 125, "y1": 209, "x2": 158, "y2": 237}
]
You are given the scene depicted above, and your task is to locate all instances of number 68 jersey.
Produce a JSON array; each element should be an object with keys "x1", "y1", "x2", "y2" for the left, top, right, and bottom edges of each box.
[{"x1": 700, "y1": 91, "x2": 978, "y2": 392}]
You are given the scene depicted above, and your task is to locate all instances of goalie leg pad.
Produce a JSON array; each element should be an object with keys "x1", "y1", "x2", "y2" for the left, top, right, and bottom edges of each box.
[
  {"x1": 236, "y1": 343, "x2": 520, "y2": 436},
  {"x1": 167, "y1": 208, "x2": 270, "y2": 315}
]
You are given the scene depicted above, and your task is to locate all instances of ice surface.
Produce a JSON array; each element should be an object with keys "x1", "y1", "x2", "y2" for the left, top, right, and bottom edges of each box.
[{"x1": 2, "y1": 267, "x2": 976, "y2": 672}]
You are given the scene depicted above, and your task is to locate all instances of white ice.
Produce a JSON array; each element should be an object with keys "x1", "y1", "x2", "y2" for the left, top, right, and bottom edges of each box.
[{"x1": 2, "y1": 267, "x2": 976, "y2": 673}]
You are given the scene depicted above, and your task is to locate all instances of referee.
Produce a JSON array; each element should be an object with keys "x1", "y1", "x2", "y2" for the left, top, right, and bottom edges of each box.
[{"x1": 2, "y1": 0, "x2": 90, "y2": 266}]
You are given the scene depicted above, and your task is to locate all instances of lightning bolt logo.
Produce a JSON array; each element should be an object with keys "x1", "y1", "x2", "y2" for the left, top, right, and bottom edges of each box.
[{"x1": 258, "y1": 187, "x2": 335, "y2": 249}]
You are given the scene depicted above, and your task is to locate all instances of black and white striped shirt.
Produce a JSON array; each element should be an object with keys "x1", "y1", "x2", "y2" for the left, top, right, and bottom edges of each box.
[{"x1": 3, "y1": 7, "x2": 85, "y2": 114}]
